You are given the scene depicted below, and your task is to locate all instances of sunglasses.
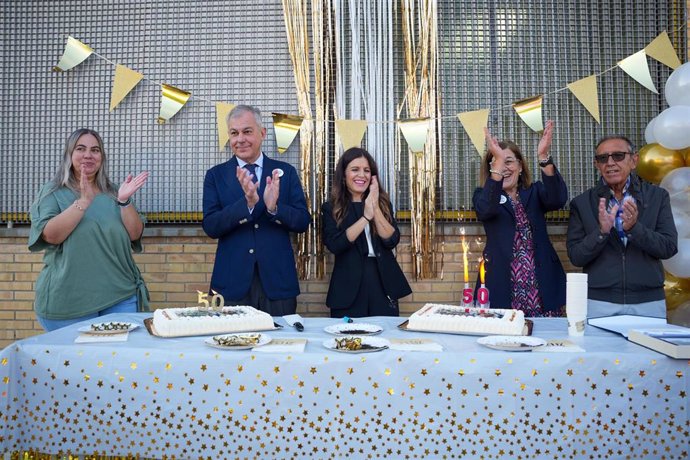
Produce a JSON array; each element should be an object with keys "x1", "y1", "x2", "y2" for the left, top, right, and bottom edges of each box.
[{"x1": 594, "y1": 151, "x2": 630, "y2": 164}]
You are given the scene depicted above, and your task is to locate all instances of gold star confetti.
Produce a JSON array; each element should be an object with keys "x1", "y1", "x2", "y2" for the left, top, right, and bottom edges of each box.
[
  {"x1": 384, "y1": 368, "x2": 391, "y2": 376},
  {"x1": 165, "y1": 363, "x2": 172, "y2": 370},
  {"x1": 494, "y1": 369, "x2": 501, "y2": 377},
  {"x1": 347, "y1": 368, "x2": 354, "y2": 375},
  {"x1": 676, "y1": 371, "x2": 684, "y2": 378},
  {"x1": 237, "y1": 365, "x2": 244, "y2": 372},
  {"x1": 601, "y1": 369, "x2": 608, "y2": 377},
  {"x1": 639, "y1": 370, "x2": 646, "y2": 377},
  {"x1": 200, "y1": 364, "x2": 207, "y2": 371},
  {"x1": 274, "y1": 366, "x2": 280, "y2": 374},
  {"x1": 532, "y1": 369, "x2": 538, "y2": 376},
  {"x1": 310, "y1": 367, "x2": 317, "y2": 374},
  {"x1": 97, "y1": 361, "x2": 103, "y2": 368},
  {"x1": 388, "y1": 388, "x2": 394, "y2": 395},
  {"x1": 458, "y1": 369, "x2": 465, "y2": 376},
  {"x1": 421, "y1": 369, "x2": 427, "y2": 376},
  {"x1": 130, "y1": 362, "x2": 137, "y2": 370},
  {"x1": 63, "y1": 360, "x2": 70, "y2": 366},
  {"x1": 1, "y1": 358, "x2": 7, "y2": 366}
]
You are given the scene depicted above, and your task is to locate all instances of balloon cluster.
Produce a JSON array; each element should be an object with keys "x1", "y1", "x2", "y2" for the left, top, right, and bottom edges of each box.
[{"x1": 639, "y1": 62, "x2": 690, "y2": 326}]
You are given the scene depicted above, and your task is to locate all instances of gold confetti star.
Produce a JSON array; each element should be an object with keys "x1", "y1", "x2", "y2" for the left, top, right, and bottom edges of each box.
[
  {"x1": 310, "y1": 367, "x2": 317, "y2": 374},
  {"x1": 237, "y1": 365, "x2": 244, "y2": 372},
  {"x1": 200, "y1": 364, "x2": 207, "y2": 371},
  {"x1": 458, "y1": 369, "x2": 465, "y2": 376},
  {"x1": 639, "y1": 370, "x2": 646, "y2": 377},
  {"x1": 1, "y1": 358, "x2": 7, "y2": 366},
  {"x1": 313, "y1": 387, "x2": 319, "y2": 394},
  {"x1": 421, "y1": 369, "x2": 427, "y2": 376},
  {"x1": 566, "y1": 369, "x2": 573, "y2": 376},
  {"x1": 130, "y1": 362, "x2": 137, "y2": 370},
  {"x1": 601, "y1": 369, "x2": 608, "y2": 377},
  {"x1": 274, "y1": 366, "x2": 280, "y2": 374},
  {"x1": 63, "y1": 360, "x2": 70, "y2": 366},
  {"x1": 494, "y1": 369, "x2": 501, "y2": 377},
  {"x1": 347, "y1": 368, "x2": 354, "y2": 375},
  {"x1": 165, "y1": 363, "x2": 172, "y2": 370},
  {"x1": 387, "y1": 388, "x2": 394, "y2": 395},
  {"x1": 531, "y1": 369, "x2": 538, "y2": 376},
  {"x1": 385, "y1": 368, "x2": 391, "y2": 376}
]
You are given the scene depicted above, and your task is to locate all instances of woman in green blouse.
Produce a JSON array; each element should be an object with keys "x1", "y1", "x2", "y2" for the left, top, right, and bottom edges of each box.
[{"x1": 29, "y1": 129, "x2": 150, "y2": 331}]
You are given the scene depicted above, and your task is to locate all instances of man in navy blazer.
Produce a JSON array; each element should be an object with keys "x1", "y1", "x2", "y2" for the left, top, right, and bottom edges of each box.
[{"x1": 202, "y1": 105, "x2": 310, "y2": 315}]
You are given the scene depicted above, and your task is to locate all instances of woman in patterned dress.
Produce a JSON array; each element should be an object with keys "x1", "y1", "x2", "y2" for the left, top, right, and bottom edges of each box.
[{"x1": 472, "y1": 121, "x2": 568, "y2": 317}]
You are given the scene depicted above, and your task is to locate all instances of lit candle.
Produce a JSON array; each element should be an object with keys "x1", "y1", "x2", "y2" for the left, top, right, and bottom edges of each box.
[
  {"x1": 477, "y1": 259, "x2": 490, "y2": 307},
  {"x1": 461, "y1": 233, "x2": 473, "y2": 305},
  {"x1": 462, "y1": 233, "x2": 470, "y2": 284}
]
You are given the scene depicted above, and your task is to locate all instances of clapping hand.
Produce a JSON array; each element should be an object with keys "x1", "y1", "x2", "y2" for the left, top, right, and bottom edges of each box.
[
  {"x1": 117, "y1": 171, "x2": 149, "y2": 203},
  {"x1": 264, "y1": 169, "x2": 281, "y2": 213},
  {"x1": 537, "y1": 120, "x2": 554, "y2": 161},
  {"x1": 79, "y1": 164, "x2": 97, "y2": 205},
  {"x1": 236, "y1": 166, "x2": 259, "y2": 208},
  {"x1": 364, "y1": 176, "x2": 379, "y2": 221},
  {"x1": 598, "y1": 198, "x2": 617, "y2": 234}
]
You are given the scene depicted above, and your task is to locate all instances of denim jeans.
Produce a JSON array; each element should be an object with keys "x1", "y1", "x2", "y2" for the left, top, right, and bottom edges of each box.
[{"x1": 37, "y1": 295, "x2": 138, "y2": 332}]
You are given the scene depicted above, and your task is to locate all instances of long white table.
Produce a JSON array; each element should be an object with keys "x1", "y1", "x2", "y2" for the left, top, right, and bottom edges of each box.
[{"x1": 1, "y1": 314, "x2": 688, "y2": 459}]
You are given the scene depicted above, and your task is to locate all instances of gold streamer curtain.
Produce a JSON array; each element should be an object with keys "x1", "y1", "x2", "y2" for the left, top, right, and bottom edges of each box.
[
  {"x1": 399, "y1": 0, "x2": 440, "y2": 280},
  {"x1": 282, "y1": 0, "x2": 335, "y2": 280}
]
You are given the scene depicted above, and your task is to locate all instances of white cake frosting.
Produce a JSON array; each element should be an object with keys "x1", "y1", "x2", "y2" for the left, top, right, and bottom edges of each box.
[
  {"x1": 152, "y1": 306, "x2": 274, "y2": 337},
  {"x1": 408, "y1": 303, "x2": 525, "y2": 336}
]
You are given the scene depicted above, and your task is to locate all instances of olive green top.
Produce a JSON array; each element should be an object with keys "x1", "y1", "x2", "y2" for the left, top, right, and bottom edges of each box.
[{"x1": 29, "y1": 183, "x2": 149, "y2": 319}]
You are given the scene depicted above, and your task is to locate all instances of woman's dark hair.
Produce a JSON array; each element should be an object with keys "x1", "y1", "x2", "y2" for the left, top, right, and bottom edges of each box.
[
  {"x1": 330, "y1": 147, "x2": 393, "y2": 232},
  {"x1": 479, "y1": 140, "x2": 532, "y2": 189}
]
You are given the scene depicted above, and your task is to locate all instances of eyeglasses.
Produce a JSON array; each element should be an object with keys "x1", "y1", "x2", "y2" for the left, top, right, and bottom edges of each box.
[{"x1": 594, "y1": 151, "x2": 630, "y2": 164}]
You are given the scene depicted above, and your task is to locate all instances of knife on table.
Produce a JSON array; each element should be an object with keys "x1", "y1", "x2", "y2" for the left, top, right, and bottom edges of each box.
[{"x1": 283, "y1": 314, "x2": 304, "y2": 332}]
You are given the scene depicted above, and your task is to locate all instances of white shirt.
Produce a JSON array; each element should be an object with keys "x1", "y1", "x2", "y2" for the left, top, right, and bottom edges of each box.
[{"x1": 236, "y1": 153, "x2": 264, "y2": 214}]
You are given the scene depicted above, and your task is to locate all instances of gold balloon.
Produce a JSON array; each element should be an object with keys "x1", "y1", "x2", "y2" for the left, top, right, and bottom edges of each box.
[
  {"x1": 636, "y1": 143, "x2": 685, "y2": 184},
  {"x1": 665, "y1": 271, "x2": 690, "y2": 311},
  {"x1": 678, "y1": 147, "x2": 690, "y2": 166}
]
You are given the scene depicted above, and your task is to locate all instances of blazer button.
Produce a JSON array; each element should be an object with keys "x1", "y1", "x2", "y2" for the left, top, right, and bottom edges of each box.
[
  {"x1": 254, "y1": 224, "x2": 259, "y2": 229},
  {"x1": 249, "y1": 249, "x2": 254, "y2": 254}
]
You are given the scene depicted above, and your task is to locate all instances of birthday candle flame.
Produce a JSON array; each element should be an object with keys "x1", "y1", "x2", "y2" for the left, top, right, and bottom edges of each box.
[
  {"x1": 479, "y1": 258, "x2": 486, "y2": 284},
  {"x1": 462, "y1": 234, "x2": 470, "y2": 283}
]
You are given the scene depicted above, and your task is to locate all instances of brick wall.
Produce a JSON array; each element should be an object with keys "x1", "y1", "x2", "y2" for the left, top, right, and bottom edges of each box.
[{"x1": 0, "y1": 224, "x2": 576, "y2": 348}]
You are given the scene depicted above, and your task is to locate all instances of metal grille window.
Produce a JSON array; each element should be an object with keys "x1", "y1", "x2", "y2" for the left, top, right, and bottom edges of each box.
[{"x1": 0, "y1": 0, "x2": 686, "y2": 224}]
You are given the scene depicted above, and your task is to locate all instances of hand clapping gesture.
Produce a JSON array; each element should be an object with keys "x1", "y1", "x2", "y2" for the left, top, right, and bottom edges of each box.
[
  {"x1": 236, "y1": 166, "x2": 259, "y2": 209},
  {"x1": 537, "y1": 120, "x2": 554, "y2": 161},
  {"x1": 264, "y1": 169, "x2": 281, "y2": 213},
  {"x1": 117, "y1": 171, "x2": 150, "y2": 203},
  {"x1": 364, "y1": 176, "x2": 379, "y2": 221}
]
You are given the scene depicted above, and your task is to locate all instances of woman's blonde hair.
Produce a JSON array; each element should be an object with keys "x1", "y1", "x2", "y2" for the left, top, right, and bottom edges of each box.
[{"x1": 51, "y1": 128, "x2": 117, "y2": 196}]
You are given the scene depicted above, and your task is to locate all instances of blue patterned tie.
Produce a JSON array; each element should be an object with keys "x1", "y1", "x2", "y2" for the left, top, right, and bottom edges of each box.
[{"x1": 244, "y1": 164, "x2": 258, "y2": 184}]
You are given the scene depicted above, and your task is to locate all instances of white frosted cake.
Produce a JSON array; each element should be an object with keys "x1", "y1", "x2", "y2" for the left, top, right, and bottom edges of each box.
[
  {"x1": 407, "y1": 303, "x2": 526, "y2": 336},
  {"x1": 152, "y1": 306, "x2": 274, "y2": 337}
]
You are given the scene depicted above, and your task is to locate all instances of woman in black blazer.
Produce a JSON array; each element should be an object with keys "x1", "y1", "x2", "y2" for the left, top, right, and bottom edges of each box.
[{"x1": 322, "y1": 148, "x2": 412, "y2": 318}]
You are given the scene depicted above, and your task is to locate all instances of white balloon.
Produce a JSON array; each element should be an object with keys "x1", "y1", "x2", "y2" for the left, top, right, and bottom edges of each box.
[
  {"x1": 653, "y1": 106, "x2": 690, "y2": 150},
  {"x1": 660, "y1": 167, "x2": 690, "y2": 209},
  {"x1": 665, "y1": 62, "x2": 690, "y2": 107},
  {"x1": 671, "y1": 209, "x2": 690, "y2": 239},
  {"x1": 663, "y1": 238, "x2": 690, "y2": 278},
  {"x1": 644, "y1": 116, "x2": 657, "y2": 144}
]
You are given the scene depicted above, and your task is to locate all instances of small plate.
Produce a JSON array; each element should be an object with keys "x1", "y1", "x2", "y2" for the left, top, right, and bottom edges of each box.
[
  {"x1": 204, "y1": 333, "x2": 272, "y2": 350},
  {"x1": 324, "y1": 323, "x2": 383, "y2": 336},
  {"x1": 78, "y1": 322, "x2": 138, "y2": 335},
  {"x1": 477, "y1": 335, "x2": 546, "y2": 352},
  {"x1": 322, "y1": 336, "x2": 390, "y2": 353}
]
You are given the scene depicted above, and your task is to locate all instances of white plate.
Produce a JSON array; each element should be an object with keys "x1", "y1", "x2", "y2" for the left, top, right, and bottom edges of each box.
[
  {"x1": 477, "y1": 335, "x2": 546, "y2": 352},
  {"x1": 78, "y1": 322, "x2": 138, "y2": 335},
  {"x1": 204, "y1": 333, "x2": 272, "y2": 350},
  {"x1": 322, "y1": 336, "x2": 390, "y2": 353},
  {"x1": 324, "y1": 323, "x2": 383, "y2": 336}
]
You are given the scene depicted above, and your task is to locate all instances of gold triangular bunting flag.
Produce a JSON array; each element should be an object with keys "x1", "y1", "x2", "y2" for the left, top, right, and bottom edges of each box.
[
  {"x1": 335, "y1": 119, "x2": 368, "y2": 151},
  {"x1": 618, "y1": 50, "x2": 658, "y2": 93},
  {"x1": 272, "y1": 113, "x2": 303, "y2": 154},
  {"x1": 157, "y1": 84, "x2": 191, "y2": 124},
  {"x1": 512, "y1": 95, "x2": 544, "y2": 132},
  {"x1": 645, "y1": 31, "x2": 682, "y2": 70},
  {"x1": 110, "y1": 64, "x2": 144, "y2": 111},
  {"x1": 216, "y1": 102, "x2": 236, "y2": 150},
  {"x1": 398, "y1": 118, "x2": 431, "y2": 155},
  {"x1": 457, "y1": 108, "x2": 490, "y2": 155},
  {"x1": 567, "y1": 75, "x2": 600, "y2": 123},
  {"x1": 53, "y1": 36, "x2": 93, "y2": 72}
]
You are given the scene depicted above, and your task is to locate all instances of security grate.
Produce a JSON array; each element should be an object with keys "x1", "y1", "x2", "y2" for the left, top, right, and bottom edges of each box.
[{"x1": 0, "y1": 0, "x2": 686, "y2": 224}]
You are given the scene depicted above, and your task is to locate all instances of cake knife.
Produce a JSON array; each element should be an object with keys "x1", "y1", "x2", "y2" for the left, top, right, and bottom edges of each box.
[{"x1": 283, "y1": 314, "x2": 304, "y2": 332}]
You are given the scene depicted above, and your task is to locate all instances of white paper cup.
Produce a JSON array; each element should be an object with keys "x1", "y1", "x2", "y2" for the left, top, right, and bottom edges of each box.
[{"x1": 566, "y1": 273, "x2": 588, "y2": 282}]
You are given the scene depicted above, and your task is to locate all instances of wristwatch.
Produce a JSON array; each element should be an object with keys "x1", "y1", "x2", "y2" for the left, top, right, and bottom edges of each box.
[{"x1": 538, "y1": 156, "x2": 554, "y2": 167}]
